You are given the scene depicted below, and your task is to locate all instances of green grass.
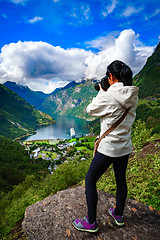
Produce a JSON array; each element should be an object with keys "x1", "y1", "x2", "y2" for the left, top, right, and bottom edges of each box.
[
  {"x1": 95, "y1": 152, "x2": 160, "y2": 211},
  {"x1": 68, "y1": 138, "x2": 77, "y2": 143},
  {"x1": 42, "y1": 151, "x2": 57, "y2": 160},
  {"x1": 83, "y1": 141, "x2": 94, "y2": 148},
  {"x1": 76, "y1": 146, "x2": 88, "y2": 151},
  {"x1": 80, "y1": 136, "x2": 95, "y2": 141}
]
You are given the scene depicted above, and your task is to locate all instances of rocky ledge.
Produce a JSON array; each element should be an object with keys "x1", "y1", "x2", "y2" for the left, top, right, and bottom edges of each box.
[{"x1": 22, "y1": 186, "x2": 160, "y2": 240}]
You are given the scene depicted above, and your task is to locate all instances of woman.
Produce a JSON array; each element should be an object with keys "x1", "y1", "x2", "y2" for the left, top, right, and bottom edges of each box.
[{"x1": 73, "y1": 60, "x2": 139, "y2": 233}]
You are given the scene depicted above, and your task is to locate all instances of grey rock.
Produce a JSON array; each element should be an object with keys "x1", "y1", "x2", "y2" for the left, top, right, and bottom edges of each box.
[{"x1": 22, "y1": 186, "x2": 160, "y2": 240}]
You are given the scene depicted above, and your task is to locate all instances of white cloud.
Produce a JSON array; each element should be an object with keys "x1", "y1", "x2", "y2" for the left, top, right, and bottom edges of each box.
[
  {"x1": 145, "y1": 8, "x2": 160, "y2": 20},
  {"x1": 53, "y1": 0, "x2": 60, "y2": 2},
  {"x1": 69, "y1": 3, "x2": 92, "y2": 26},
  {"x1": 0, "y1": 30, "x2": 154, "y2": 93},
  {"x1": 28, "y1": 16, "x2": 43, "y2": 24},
  {"x1": 82, "y1": 5, "x2": 90, "y2": 21},
  {"x1": 85, "y1": 29, "x2": 154, "y2": 79},
  {"x1": 0, "y1": 41, "x2": 90, "y2": 93},
  {"x1": 10, "y1": 0, "x2": 27, "y2": 4},
  {"x1": 27, "y1": 79, "x2": 68, "y2": 93},
  {"x1": 154, "y1": 9, "x2": 160, "y2": 15},
  {"x1": 85, "y1": 32, "x2": 118, "y2": 50},
  {"x1": 122, "y1": 6, "x2": 143, "y2": 17},
  {"x1": 102, "y1": 0, "x2": 118, "y2": 17}
]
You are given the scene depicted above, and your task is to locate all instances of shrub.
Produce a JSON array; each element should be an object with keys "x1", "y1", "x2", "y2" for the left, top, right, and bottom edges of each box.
[{"x1": 131, "y1": 120, "x2": 153, "y2": 151}]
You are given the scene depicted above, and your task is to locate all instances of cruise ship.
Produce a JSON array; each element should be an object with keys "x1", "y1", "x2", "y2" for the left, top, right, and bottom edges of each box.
[{"x1": 70, "y1": 127, "x2": 75, "y2": 137}]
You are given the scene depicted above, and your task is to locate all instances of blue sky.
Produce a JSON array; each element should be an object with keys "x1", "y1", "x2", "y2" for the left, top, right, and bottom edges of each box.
[{"x1": 0, "y1": 0, "x2": 160, "y2": 93}]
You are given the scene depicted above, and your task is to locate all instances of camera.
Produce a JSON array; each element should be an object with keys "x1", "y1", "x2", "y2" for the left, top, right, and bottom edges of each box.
[{"x1": 94, "y1": 76, "x2": 110, "y2": 91}]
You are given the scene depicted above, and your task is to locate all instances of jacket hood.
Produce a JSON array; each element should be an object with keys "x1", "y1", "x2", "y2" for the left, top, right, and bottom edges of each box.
[{"x1": 108, "y1": 82, "x2": 139, "y2": 108}]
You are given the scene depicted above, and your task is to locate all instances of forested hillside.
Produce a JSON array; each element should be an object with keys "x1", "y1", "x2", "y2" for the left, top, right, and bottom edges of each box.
[
  {"x1": 4, "y1": 81, "x2": 50, "y2": 110},
  {"x1": 0, "y1": 135, "x2": 50, "y2": 193},
  {"x1": 0, "y1": 84, "x2": 55, "y2": 139}
]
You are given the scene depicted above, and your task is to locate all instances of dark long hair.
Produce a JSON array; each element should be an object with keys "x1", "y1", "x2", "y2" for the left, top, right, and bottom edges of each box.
[{"x1": 106, "y1": 60, "x2": 133, "y2": 86}]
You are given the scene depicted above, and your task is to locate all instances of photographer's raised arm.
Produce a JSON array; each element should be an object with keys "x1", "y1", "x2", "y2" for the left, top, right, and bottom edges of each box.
[{"x1": 86, "y1": 89, "x2": 109, "y2": 117}]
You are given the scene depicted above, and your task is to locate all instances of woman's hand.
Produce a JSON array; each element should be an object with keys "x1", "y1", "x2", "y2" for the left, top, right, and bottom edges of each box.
[{"x1": 99, "y1": 84, "x2": 103, "y2": 91}]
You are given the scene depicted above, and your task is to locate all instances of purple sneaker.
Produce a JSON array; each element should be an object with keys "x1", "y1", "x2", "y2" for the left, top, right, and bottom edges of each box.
[
  {"x1": 73, "y1": 216, "x2": 99, "y2": 233},
  {"x1": 109, "y1": 208, "x2": 124, "y2": 226}
]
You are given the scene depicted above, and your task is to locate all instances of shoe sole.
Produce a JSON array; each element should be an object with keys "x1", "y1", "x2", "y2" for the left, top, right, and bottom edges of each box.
[
  {"x1": 109, "y1": 210, "x2": 124, "y2": 226},
  {"x1": 72, "y1": 222, "x2": 99, "y2": 233}
]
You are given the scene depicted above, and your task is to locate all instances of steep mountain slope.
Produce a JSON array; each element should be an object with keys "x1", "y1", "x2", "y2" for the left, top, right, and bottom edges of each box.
[
  {"x1": 0, "y1": 84, "x2": 55, "y2": 139},
  {"x1": 133, "y1": 42, "x2": 160, "y2": 98},
  {"x1": 41, "y1": 80, "x2": 97, "y2": 120},
  {"x1": 3, "y1": 81, "x2": 80, "y2": 109},
  {"x1": 4, "y1": 81, "x2": 50, "y2": 109}
]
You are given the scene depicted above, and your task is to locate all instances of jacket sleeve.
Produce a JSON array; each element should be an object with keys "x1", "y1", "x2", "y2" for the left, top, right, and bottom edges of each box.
[{"x1": 86, "y1": 90, "x2": 109, "y2": 117}]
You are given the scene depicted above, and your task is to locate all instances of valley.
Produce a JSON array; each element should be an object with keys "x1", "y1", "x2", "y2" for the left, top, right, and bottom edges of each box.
[
  {"x1": 2, "y1": 44, "x2": 160, "y2": 137},
  {"x1": 0, "y1": 42, "x2": 160, "y2": 240}
]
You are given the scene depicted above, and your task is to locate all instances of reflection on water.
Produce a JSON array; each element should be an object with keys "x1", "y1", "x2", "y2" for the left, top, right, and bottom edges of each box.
[{"x1": 24, "y1": 115, "x2": 90, "y2": 141}]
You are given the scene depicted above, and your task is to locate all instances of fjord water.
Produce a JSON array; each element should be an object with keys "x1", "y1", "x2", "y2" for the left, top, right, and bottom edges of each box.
[{"x1": 24, "y1": 115, "x2": 90, "y2": 141}]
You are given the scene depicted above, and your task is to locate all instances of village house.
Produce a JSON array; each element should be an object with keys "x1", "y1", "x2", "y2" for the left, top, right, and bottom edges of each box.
[
  {"x1": 32, "y1": 147, "x2": 40, "y2": 159},
  {"x1": 68, "y1": 141, "x2": 77, "y2": 147},
  {"x1": 57, "y1": 144, "x2": 68, "y2": 150}
]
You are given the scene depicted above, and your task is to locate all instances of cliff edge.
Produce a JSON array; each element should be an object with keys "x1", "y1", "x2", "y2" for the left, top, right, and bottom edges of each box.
[{"x1": 22, "y1": 186, "x2": 160, "y2": 240}]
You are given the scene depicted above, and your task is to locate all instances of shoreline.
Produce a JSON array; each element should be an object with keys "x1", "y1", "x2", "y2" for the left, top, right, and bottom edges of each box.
[
  {"x1": 15, "y1": 122, "x2": 57, "y2": 141},
  {"x1": 22, "y1": 134, "x2": 95, "y2": 144},
  {"x1": 22, "y1": 138, "x2": 60, "y2": 144},
  {"x1": 15, "y1": 132, "x2": 36, "y2": 141}
]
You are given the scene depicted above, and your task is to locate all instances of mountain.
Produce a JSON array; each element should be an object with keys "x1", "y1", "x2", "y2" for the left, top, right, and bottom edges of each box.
[
  {"x1": 40, "y1": 80, "x2": 97, "y2": 120},
  {"x1": 4, "y1": 81, "x2": 50, "y2": 109},
  {"x1": 0, "y1": 84, "x2": 55, "y2": 139},
  {"x1": 40, "y1": 42, "x2": 160, "y2": 120},
  {"x1": 3, "y1": 43, "x2": 160, "y2": 124},
  {"x1": 133, "y1": 42, "x2": 160, "y2": 98},
  {"x1": 3, "y1": 79, "x2": 97, "y2": 120},
  {"x1": 61, "y1": 80, "x2": 80, "y2": 90}
]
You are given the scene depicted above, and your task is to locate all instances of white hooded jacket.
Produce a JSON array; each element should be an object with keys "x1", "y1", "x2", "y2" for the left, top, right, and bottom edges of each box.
[{"x1": 86, "y1": 82, "x2": 139, "y2": 157}]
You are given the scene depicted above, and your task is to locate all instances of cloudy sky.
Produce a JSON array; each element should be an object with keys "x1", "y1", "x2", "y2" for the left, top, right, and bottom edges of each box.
[{"x1": 0, "y1": 0, "x2": 159, "y2": 93}]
